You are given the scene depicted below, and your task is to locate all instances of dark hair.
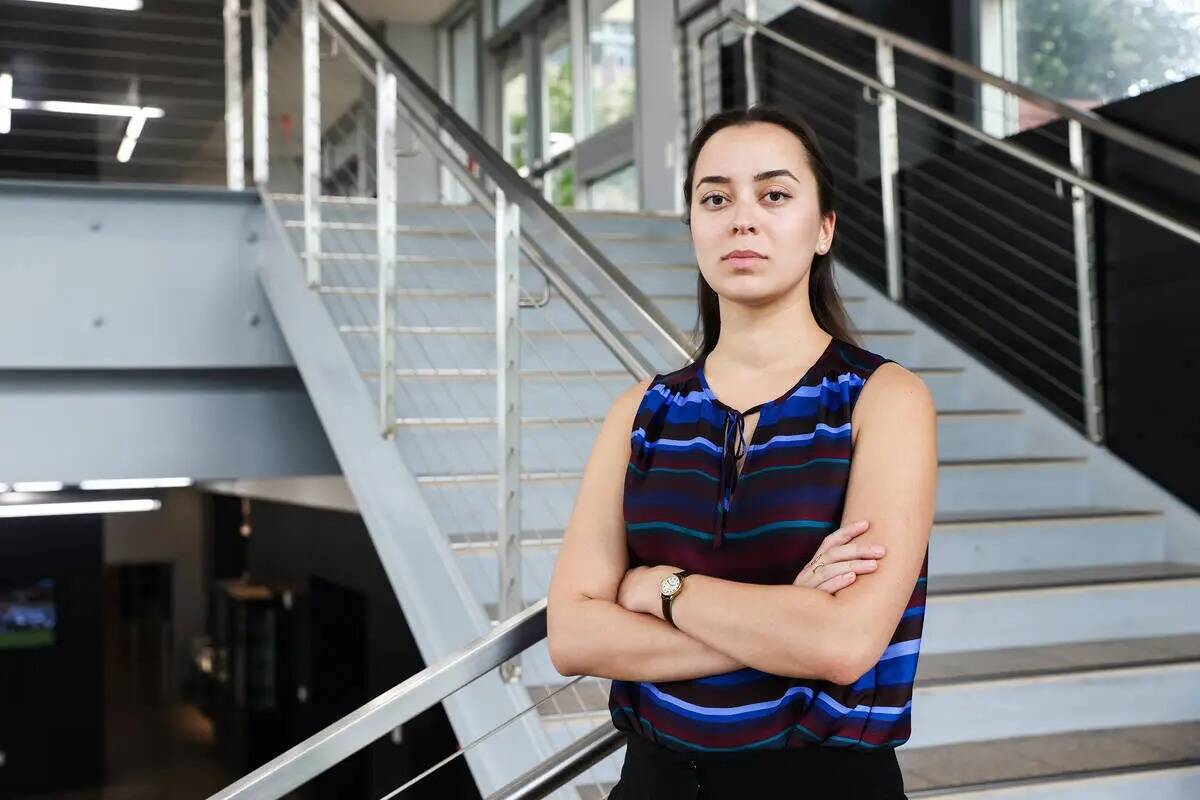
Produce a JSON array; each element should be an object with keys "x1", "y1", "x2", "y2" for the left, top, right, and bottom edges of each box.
[{"x1": 681, "y1": 104, "x2": 859, "y2": 362}]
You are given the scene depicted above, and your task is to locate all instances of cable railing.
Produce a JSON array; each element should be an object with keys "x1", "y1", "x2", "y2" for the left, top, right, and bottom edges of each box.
[
  {"x1": 211, "y1": 0, "x2": 702, "y2": 796},
  {"x1": 689, "y1": 0, "x2": 1200, "y2": 442},
  {"x1": 207, "y1": 0, "x2": 1200, "y2": 798}
]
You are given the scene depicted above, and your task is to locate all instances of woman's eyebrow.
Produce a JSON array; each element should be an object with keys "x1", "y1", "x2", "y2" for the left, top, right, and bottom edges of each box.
[{"x1": 695, "y1": 168, "x2": 799, "y2": 189}]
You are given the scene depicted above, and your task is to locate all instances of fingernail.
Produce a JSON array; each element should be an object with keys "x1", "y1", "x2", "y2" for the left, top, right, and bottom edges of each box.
[
  {"x1": 872, "y1": 545, "x2": 886, "y2": 555},
  {"x1": 856, "y1": 520, "x2": 869, "y2": 528},
  {"x1": 865, "y1": 560, "x2": 877, "y2": 567}
]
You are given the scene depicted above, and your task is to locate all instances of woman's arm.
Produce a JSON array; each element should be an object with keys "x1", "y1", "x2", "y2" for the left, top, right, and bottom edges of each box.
[
  {"x1": 617, "y1": 363, "x2": 938, "y2": 685},
  {"x1": 546, "y1": 378, "x2": 750, "y2": 682}
]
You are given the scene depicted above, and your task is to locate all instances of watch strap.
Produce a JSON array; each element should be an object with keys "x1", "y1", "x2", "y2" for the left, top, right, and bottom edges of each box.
[{"x1": 662, "y1": 570, "x2": 694, "y2": 628}]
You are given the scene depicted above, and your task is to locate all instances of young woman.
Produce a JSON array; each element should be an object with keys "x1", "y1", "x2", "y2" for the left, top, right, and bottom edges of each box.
[{"x1": 547, "y1": 104, "x2": 937, "y2": 798}]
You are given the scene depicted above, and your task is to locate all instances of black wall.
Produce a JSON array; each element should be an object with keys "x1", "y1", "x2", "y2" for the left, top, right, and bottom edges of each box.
[
  {"x1": 1092, "y1": 77, "x2": 1200, "y2": 511},
  {"x1": 0, "y1": 515, "x2": 104, "y2": 795},
  {"x1": 210, "y1": 494, "x2": 479, "y2": 800}
]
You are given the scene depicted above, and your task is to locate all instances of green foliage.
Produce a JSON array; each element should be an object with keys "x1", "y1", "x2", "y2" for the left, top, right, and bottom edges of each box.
[{"x1": 1018, "y1": 0, "x2": 1200, "y2": 100}]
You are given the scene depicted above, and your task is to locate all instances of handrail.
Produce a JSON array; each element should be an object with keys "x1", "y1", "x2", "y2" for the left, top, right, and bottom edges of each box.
[
  {"x1": 487, "y1": 724, "x2": 626, "y2": 800},
  {"x1": 207, "y1": 599, "x2": 548, "y2": 800},
  {"x1": 757, "y1": 1, "x2": 1200, "y2": 179},
  {"x1": 713, "y1": 9, "x2": 1200, "y2": 247},
  {"x1": 318, "y1": 0, "x2": 691, "y2": 374}
]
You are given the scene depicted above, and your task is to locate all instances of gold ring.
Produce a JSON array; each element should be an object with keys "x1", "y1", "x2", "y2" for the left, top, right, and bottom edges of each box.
[{"x1": 812, "y1": 561, "x2": 824, "y2": 574}]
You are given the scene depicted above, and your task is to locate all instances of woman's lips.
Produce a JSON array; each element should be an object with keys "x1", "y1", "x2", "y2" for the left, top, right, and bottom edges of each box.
[{"x1": 724, "y1": 254, "x2": 766, "y2": 267}]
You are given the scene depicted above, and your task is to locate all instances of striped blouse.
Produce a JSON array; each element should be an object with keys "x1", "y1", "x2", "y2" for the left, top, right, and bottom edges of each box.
[{"x1": 608, "y1": 335, "x2": 928, "y2": 752}]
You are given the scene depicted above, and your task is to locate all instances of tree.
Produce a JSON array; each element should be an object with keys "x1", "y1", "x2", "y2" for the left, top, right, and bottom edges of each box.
[{"x1": 1017, "y1": 0, "x2": 1200, "y2": 101}]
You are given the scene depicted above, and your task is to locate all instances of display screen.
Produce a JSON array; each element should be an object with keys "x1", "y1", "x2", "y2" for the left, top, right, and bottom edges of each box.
[{"x1": 0, "y1": 578, "x2": 57, "y2": 650}]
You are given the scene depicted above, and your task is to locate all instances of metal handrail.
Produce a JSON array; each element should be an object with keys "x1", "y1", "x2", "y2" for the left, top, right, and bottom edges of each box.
[
  {"x1": 318, "y1": 0, "x2": 690, "y2": 375},
  {"x1": 719, "y1": 9, "x2": 1200, "y2": 248},
  {"x1": 757, "y1": 1, "x2": 1200, "y2": 179},
  {"x1": 207, "y1": 599, "x2": 548, "y2": 800}
]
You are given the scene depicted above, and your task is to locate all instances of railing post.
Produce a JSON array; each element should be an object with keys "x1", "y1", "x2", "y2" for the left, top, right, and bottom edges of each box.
[
  {"x1": 876, "y1": 39, "x2": 903, "y2": 302},
  {"x1": 222, "y1": 0, "x2": 245, "y2": 190},
  {"x1": 250, "y1": 0, "x2": 268, "y2": 185},
  {"x1": 302, "y1": 0, "x2": 322, "y2": 286},
  {"x1": 1068, "y1": 120, "x2": 1104, "y2": 442},
  {"x1": 377, "y1": 64, "x2": 398, "y2": 439},
  {"x1": 742, "y1": 0, "x2": 758, "y2": 105},
  {"x1": 495, "y1": 187, "x2": 523, "y2": 684}
]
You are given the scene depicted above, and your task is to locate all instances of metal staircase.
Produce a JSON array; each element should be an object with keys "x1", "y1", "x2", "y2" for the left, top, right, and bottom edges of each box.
[{"x1": 209, "y1": 0, "x2": 1200, "y2": 798}]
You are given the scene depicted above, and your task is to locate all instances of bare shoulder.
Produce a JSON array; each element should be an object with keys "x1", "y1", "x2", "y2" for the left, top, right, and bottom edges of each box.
[{"x1": 851, "y1": 362, "x2": 936, "y2": 444}]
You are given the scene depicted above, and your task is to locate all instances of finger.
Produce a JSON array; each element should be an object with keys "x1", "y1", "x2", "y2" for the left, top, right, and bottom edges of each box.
[
  {"x1": 816, "y1": 571, "x2": 856, "y2": 594},
  {"x1": 825, "y1": 541, "x2": 887, "y2": 564},
  {"x1": 816, "y1": 559, "x2": 878, "y2": 581},
  {"x1": 815, "y1": 520, "x2": 870, "y2": 559}
]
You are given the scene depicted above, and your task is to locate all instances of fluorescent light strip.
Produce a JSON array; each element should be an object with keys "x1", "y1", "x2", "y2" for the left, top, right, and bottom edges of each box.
[
  {"x1": 17, "y1": 0, "x2": 144, "y2": 10},
  {"x1": 0, "y1": 499, "x2": 161, "y2": 518},
  {"x1": 0, "y1": 73, "x2": 11, "y2": 134},
  {"x1": 35, "y1": 100, "x2": 163, "y2": 118},
  {"x1": 80, "y1": 477, "x2": 193, "y2": 491},
  {"x1": 11, "y1": 481, "x2": 64, "y2": 493},
  {"x1": 0, "y1": 483, "x2": 9, "y2": 493}
]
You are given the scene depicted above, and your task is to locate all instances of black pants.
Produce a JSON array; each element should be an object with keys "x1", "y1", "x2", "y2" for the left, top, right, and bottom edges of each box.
[{"x1": 608, "y1": 733, "x2": 908, "y2": 799}]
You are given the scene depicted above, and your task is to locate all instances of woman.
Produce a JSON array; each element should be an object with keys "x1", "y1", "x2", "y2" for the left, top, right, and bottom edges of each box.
[{"x1": 546, "y1": 104, "x2": 937, "y2": 798}]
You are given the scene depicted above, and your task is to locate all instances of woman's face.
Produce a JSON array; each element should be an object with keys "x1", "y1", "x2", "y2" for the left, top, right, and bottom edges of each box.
[{"x1": 689, "y1": 122, "x2": 834, "y2": 304}]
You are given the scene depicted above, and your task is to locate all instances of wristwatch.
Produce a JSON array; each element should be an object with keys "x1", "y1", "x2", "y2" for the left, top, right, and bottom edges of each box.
[{"x1": 660, "y1": 570, "x2": 694, "y2": 628}]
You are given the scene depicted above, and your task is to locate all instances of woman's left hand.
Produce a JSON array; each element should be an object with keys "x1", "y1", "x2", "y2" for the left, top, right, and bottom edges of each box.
[{"x1": 617, "y1": 565, "x2": 681, "y2": 618}]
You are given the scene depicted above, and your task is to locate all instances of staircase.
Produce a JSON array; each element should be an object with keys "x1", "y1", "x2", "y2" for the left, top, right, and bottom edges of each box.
[{"x1": 257, "y1": 192, "x2": 1200, "y2": 799}]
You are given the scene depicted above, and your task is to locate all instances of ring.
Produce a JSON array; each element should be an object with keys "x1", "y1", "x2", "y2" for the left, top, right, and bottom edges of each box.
[{"x1": 812, "y1": 560, "x2": 824, "y2": 574}]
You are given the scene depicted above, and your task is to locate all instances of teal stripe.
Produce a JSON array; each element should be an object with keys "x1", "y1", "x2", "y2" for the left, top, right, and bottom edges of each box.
[
  {"x1": 627, "y1": 518, "x2": 835, "y2": 542},
  {"x1": 626, "y1": 463, "x2": 720, "y2": 483},
  {"x1": 740, "y1": 457, "x2": 850, "y2": 483}
]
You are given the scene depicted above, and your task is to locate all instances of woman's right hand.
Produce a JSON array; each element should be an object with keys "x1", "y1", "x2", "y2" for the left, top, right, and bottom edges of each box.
[{"x1": 793, "y1": 520, "x2": 886, "y2": 595}]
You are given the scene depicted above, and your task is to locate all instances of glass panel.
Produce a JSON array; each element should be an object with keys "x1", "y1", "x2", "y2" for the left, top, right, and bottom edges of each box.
[
  {"x1": 451, "y1": 14, "x2": 478, "y2": 128},
  {"x1": 1010, "y1": 0, "x2": 1200, "y2": 129},
  {"x1": 543, "y1": 164, "x2": 575, "y2": 206},
  {"x1": 542, "y1": 15, "x2": 574, "y2": 207},
  {"x1": 587, "y1": 162, "x2": 636, "y2": 210},
  {"x1": 588, "y1": 0, "x2": 636, "y2": 133},
  {"x1": 496, "y1": 0, "x2": 536, "y2": 29},
  {"x1": 502, "y1": 62, "x2": 529, "y2": 172}
]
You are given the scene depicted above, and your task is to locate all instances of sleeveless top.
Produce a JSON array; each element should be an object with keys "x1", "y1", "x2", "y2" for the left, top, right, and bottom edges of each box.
[{"x1": 608, "y1": 335, "x2": 929, "y2": 753}]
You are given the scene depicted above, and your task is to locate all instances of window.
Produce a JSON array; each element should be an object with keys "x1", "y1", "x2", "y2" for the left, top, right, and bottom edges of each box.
[
  {"x1": 587, "y1": 162, "x2": 637, "y2": 211},
  {"x1": 542, "y1": 18, "x2": 574, "y2": 205},
  {"x1": 496, "y1": 0, "x2": 535, "y2": 29},
  {"x1": 501, "y1": 60, "x2": 528, "y2": 172},
  {"x1": 587, "y1": 0, "x2": 635, "y2": 133},
  {"x1": 980, "y1": 0, "x2": 1200, "y2": 133}
]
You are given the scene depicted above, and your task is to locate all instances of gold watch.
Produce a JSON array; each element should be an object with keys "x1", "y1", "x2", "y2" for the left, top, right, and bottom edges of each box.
[{"x1": 660, "y1": 570, "x2": 694, "y2": 628}]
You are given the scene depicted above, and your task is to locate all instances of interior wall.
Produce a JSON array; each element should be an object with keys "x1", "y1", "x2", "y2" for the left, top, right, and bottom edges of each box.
[
  {"x1": 0, "y1": 515, "x2": 104, "y2": 795},
  {"x1": 104, "y1": 488, "x2": 209, "y2": 681}
]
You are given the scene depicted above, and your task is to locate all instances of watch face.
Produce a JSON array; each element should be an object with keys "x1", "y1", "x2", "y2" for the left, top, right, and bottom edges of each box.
[{"x1": 661, "y1": 574, "x2": 682, "y2": 597}]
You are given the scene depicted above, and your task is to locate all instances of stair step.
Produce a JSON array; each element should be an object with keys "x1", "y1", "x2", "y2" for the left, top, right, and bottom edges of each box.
[
  {"x1": 480, "y1": 564, "x2": 1200, "y2": 630},
  {"x1": 449, "y1": 505, "x2": 1162, "y2": 550},
  {"x1": 575, "y1": 724, "x2": 1200, "y2": 798},
  {"x1": 526, "y1": 634, "x2": 1200, "y2": 721}
]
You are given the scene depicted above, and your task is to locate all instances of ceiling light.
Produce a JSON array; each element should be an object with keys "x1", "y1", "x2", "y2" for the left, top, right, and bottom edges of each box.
[
  {"x1": 16, "y1": 1, "x2": 144, "y2": 10},
  {"x1": 0, "y1": 483, "x2": 9, "y2": 493},
  {"x1": 0, "y1": 499, "x2": 161, "y2": 518},
  {"x1": 35, "y1": 100, "x2": 163, "y2": 118},
  {"x1": 11, "y1": 481, "x2": 64, "y2": 492},
  {"x1": 0, "y1": 73, "x2": 10, "y2": 134},
  {"x1": 80, "y1": 477, "x2": 193, "y2": 490}
]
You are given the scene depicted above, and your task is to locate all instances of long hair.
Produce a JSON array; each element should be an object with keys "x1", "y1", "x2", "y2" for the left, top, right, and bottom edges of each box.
[{"x1": 681, "y1": 104, "x2": 859, "y2": 361}]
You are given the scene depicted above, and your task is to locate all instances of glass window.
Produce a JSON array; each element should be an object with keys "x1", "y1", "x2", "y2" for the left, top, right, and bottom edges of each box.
[
  {"x1": 501, "y1": 61, "x2": 528, "y2": 172},
  {"x1": 496, "y1": 0, "x2": 535, "y2": 29},
  {"x1": 542, "y1": 17, "x2": 574, "y2": 206},
  {"x1": 982, "y1": 0, "x2": 1200, "y2": 133},
  {"x1": 587, "y1": 162, "x2": 637, "y2": 211},
  {"x1": 588, "y1": 0, "x2": 636, "y2": 133}
]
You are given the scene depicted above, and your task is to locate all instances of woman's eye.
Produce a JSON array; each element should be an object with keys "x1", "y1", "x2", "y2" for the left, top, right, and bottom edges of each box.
[
  {"x1": 702, "y1": 195, "x2": 727, "y2": 207},
  {"x1": 765, "y1": 190, "x2": 790, "y2": 202}
]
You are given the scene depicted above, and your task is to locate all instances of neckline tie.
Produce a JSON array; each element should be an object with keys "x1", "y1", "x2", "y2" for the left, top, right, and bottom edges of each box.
[{"x1": 715, "y1": 408, "x2": 748, "y2": 550}]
